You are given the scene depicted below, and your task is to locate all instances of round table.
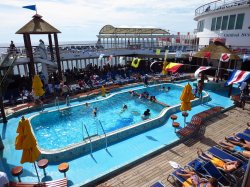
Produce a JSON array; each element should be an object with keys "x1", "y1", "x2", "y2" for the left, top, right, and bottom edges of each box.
[
  {"x1": 58, "y1": 162, "x2": 69, "y2": 177},
  {"x1": 170, "y1": 115, "x2": 178, "y2": 122},
  {"x1": 11, "y1": 166, "x2": 23, "y2": 182},
  {"x1": 38, "y1": 159, "x2": 49, "y2": 176},
  {"x1": 172, "y1": 122, "x2": 180, "y2": 132}
]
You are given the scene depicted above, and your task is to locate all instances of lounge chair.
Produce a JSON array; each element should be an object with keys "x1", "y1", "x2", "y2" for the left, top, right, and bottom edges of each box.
[
  {"x1": 202, "y1": 161, "x2": 232, "y2": 186},
  {"x1": 184, "y1": 158, "x2": 207, "y2": 176},
  {"x1": 235, "y1": 133, "x2": 250, "y2": 141},
  {"x1": 208, "y1": 146, "x2": 246, "y2": 181},
  {"x1": 243, "y1": 129, "x2": 250, "y2": 136},
  {"x1": 150, "y1": 181, "x2": 165, "y2": 187},
  {"x1": 8, "y1": 177, "x2": 67, "y2": 187}
]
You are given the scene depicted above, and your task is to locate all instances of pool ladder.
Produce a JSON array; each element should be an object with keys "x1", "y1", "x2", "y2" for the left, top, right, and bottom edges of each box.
[
  {"x1": 65, "y1": 95, "x2": 70, "y2": 106},
  {"x1": 83, "y1": 123, "x2": 93, "y2": 155},
  {"x1": 55, "y1": 97, "x2": 59, "y2": 109},
  {"x1": 99, "y1": 120, "x2": 108, "y2": 150}
]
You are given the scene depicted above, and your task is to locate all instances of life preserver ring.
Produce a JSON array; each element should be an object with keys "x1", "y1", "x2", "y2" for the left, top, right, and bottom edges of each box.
[{"x1": 131, "y1": 58, "x2": 141, "y2": 68}]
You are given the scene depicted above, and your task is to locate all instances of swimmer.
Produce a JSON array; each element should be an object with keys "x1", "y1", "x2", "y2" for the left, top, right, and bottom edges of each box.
[
  {"x1": 85, "y1": 102, "x2": 89, "y2": 108},
  {"x1": 93, "y1": 107, "x2": 97, "y2": 117},
  {"x1": 160, "y1": 86, "x2": 166, "y2": 91},
  {"x1": 142, "y1": 109, "x2": 150, "y2": 119},
  {"x1": 121, "y1": 104, "x2": 128, "y2": 112},
  {"x1": 167, "y1": 87, "x2": 171, "y2": 91}
]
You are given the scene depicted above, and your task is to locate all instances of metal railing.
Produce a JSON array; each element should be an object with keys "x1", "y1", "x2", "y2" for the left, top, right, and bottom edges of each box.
[
  {"x1": 99, "y1": 120, "x2": 108, "y2": 150},
  {"x1": 83, "y1": 123, "x2": 93, "y2": 155},
  {"x1": 55, "y1": 97, "x2": 59, "y2": 109},
  {"x1": 195, "y1": 0, "x2": 250, "y2": 17}
]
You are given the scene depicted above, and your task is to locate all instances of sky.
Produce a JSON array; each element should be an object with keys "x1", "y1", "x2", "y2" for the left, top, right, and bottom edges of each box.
[{"x1": 0, "y1": 0, "x2": 206, "y2": 45}]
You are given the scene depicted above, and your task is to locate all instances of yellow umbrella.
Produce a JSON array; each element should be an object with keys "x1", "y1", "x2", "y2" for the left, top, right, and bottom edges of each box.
[
  {"x1": 15, "y1": 116, "x2": 41, "y2": 181},
  {"x1": 180, "y1": 83, "x2": 195, "y2": 111},
  {"x1": 32, "y1": 75, "x2": 45, "y2": 97}
]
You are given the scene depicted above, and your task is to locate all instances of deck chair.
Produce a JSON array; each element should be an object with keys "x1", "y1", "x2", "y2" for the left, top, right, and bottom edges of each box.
[
  {"x1": 184, "y1": 158, "x2": 207, "y2": 176},
  {"x1": 243, "y1": 129, "x2": 250, "y2": 136},
  {"x1": 150, "y1": 181, "x2": 165, "y2": 187},
  {"x1": 202, "y1": 161, "x2": 232, "y2": 187},
  {"x1": 235, "y1": 133, "x2": 250, "y2": 141},
  {"x1": 208, "y1": 146, "x2": 247, "y2": 171}
]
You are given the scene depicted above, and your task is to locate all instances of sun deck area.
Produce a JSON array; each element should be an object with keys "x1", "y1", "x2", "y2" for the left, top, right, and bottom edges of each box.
[{"x1": 96, "y1": 103, "x2": 250, "y2": 187}]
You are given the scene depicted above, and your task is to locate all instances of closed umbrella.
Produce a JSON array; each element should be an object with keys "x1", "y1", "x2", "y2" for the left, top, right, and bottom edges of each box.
[
  {"x1": 180, "y1": 84, "x2": 195, "y2": 126},
  {"x1": 32, "y1": 75, "x2": 45, "y2": 97},
  {"x1": 15, "y1": 116, "x2": 41, "y2": 182}
]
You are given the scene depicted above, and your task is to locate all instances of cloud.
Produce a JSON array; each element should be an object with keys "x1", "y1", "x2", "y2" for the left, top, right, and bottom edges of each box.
[{"x1": 0, "y1": 0, "x2": 205, "y2": 43}]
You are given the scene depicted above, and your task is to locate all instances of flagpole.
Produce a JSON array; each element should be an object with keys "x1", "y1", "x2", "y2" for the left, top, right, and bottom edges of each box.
[{"x1": 35, "y1": 4, "x2": 37, "y2": 14}]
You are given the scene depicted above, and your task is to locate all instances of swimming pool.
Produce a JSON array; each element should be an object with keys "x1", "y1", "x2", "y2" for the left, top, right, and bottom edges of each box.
[
  {"x1": 30, "y1": 84, "x2": 184, "y2": 150},
  {"x1": 0, "y1": 81, "x2": 237, "y2": 186}
]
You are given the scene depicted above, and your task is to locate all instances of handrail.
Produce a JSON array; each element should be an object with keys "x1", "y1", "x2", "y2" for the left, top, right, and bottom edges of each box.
[
  {"x1": 99, "y1": 120, "x2": 108, "y2": 150},
  {"x1": 66, "y1": 95, "x2": 70, "y2": 106},
  {"x1": 83, "y1": 124, "x2": 93, "y2": 155},
  {"x1": 0, "y1": 53, "x2": 17, "y2": 87},
  {"x1": 55, "y1": 97, "x2": 59, "y2": 109},
  {"x1": 195, "y1": 0, "x2": 249, "y2": 16}
]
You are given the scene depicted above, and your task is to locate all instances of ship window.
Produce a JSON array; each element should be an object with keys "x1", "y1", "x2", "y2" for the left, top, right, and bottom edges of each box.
[
  {"x1": 197, "y1": 20, "x2": 204, "y2": 32},
  {"x1": 228, "y1": 14, "x2": 236, "y2": 30},
  {"x1": 221, "y1": 16, "x2": 228, "y2": 30},
  {"x1": 211, "y1": 18, "x2": 216, "y2": 31},
  {"x1": 216, "y1": 17, "x2": 222, "y2": 30},
  {"x1": 235, "y1": 13, "x2": 244, "y2": 30}
]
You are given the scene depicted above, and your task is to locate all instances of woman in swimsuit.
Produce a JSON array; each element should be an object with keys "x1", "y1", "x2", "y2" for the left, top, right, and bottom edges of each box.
[
  {"x1": 176, "y1": 170, "x2": 218, "y2": 187},
  {"x1": 197, "y1": 148, "x2": 240, "y2": 172}
]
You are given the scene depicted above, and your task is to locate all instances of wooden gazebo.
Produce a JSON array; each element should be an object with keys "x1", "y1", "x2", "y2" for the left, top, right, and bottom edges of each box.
[{"x1": 16, "y1": 14, "x2": 62, "y2": 79}]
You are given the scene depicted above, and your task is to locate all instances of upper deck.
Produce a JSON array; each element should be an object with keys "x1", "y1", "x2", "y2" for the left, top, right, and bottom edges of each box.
[{"x1": 194, "y1": 0, "x2": 250, "y2": 20}]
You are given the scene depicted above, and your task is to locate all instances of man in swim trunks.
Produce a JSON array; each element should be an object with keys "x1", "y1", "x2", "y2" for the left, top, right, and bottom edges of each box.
[
  {"x1": 197, "y1": 148, "x2": 240, "y2": 172},
  {"x1": 219, "y1": 141, "x2": 250, "y2": 158}
]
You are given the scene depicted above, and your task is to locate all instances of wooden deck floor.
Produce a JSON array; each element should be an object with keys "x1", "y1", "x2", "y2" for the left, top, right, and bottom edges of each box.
[{"x1": 96, "y1": 103, "x2": 250, "y2": 187}]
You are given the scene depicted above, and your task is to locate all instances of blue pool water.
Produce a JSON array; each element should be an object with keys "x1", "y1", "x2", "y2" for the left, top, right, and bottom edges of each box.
[
  {"x1": 30, "y1": 84, "x2": 183, "y2": 150},
  {"x1": 0, "y1": 81, "x2": 237, "y2": 186}
]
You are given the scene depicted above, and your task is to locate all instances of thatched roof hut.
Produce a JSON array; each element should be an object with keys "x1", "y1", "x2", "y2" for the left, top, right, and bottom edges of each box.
[
  {"x1": 194, "y1": 40, "x2": 240, "y2": 60},
  {"x1": 16, "y1": 14, "x2": 60, "y2": 34}
]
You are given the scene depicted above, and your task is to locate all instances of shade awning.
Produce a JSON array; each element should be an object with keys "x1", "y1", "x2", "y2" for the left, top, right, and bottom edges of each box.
[
  {"x1": 99, "y1": 25, "x2": 169, "y2": 35},
  {"x1": 16, "y1": 14, "x2": 61, "y2": 34}
]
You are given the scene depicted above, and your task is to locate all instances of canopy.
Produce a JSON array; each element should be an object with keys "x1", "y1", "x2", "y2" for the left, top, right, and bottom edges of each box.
[
  {"x1": 32, "y1": 75, "x2": 45, "y2": 97},
  {"x1": 165, "y1": 62, "x2": 183, "y2": 73},
  {"x1": 193, "y1": 42, "x2": 240, "y2": 60},
  {"x1": 99, "y1": 25, "x2": 169, "y2": 35},
  {"x1": 225, "y1": 70, "x2": 250, "y2": 86},
  {"x1": 194, "y1": 66, "x2": 212, "y2": 78},
  {"x1": 180, "y1": 83, "x2": 195, "y2": 111}
]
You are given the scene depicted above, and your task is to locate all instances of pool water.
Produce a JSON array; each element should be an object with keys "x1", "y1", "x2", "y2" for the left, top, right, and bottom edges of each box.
[
  {"x1": 30, "y1": 84, "x2": 184, "y2": 150},
  {"x1": 0, "y1": 81, "x2": 238, "y2": 186},
  {"x1": 31, "y1": 91, "x2": 165, "y2": 150}
]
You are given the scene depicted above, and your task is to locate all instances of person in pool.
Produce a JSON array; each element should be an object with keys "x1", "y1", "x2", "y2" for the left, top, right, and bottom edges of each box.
[
  {"x1": 142, "y1": 109, "x2": 150, "y2": 119},
  {"x1": 93, "y1": 107, "x2": 97, "y2": 117},
  {"x1": 121, "y1": 104, "x2": 128, "y2": 112},
  {"x1": 85, "y1": 102, "x2": 89, "y2": 108}
]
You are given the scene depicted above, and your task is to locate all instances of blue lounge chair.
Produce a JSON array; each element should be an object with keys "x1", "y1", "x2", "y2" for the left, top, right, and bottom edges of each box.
[
  {"x1": 208, "y1": 146, "x2": 247, "y2": 170},
  {"x1": 202, "y1": 161, "x2": 232, "y2": 186},
  {"x1": 151, "y1": 181, "x2": 165, "y2": 187},
  {"x1": 243, "y1": 129, "x2": 250, "y2": 135},
  {"x1": 184, "y1": 158, "x2": 207, "y2": 175},
  {"x1": 236, "y1": 133, "x2": 250, "y2": 141}
]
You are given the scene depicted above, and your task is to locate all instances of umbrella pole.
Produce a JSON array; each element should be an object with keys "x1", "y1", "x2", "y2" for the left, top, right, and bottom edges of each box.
[{"x1": 33, "y1": 162, "x2": 40, "y2": 182}]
